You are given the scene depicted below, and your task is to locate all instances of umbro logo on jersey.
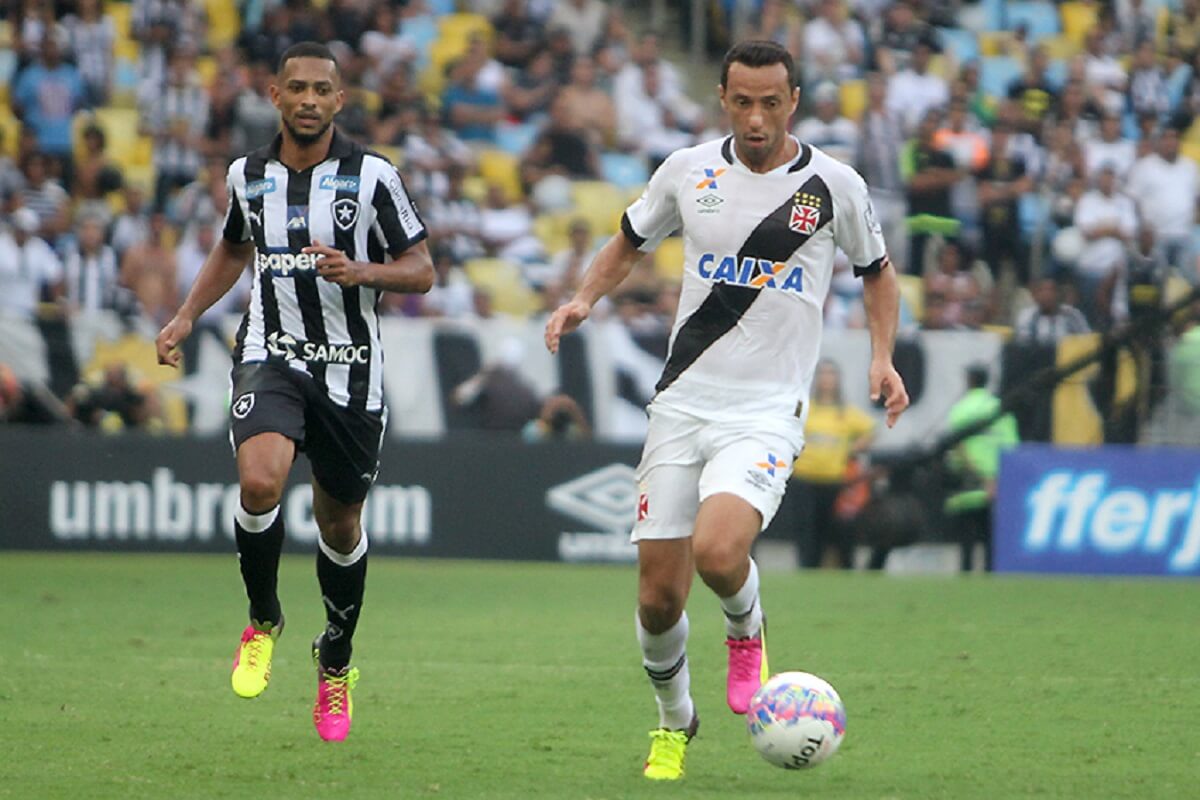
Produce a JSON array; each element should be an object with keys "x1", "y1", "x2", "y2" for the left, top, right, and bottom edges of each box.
[
  {"x1": 695, "y1": 167, "x2": 726, "y2": 190},
  {"x1": 319, "y1": 174, "x2": 360, "y2": 192},
  {"x1": 245, "y1": 178, "x2": 277, "y2": 199},
  {"x1": 697, "y1": 253, "x2": 805, "y2": 293},
  {"x1": 286, "y1": 205, "x2": 308, "y2": 231},
  {"x1": 333, "y1": 198, "x2": 360, "y2": 230},
  {"x1": 697, "y1": 193, "x2": 724, "y2": 213}
]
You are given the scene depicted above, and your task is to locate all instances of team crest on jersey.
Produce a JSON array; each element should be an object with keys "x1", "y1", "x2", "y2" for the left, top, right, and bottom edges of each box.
[
  {"x1": 333, "y1": 198, "x2": 360, "y2": 230},
  {"x1": 232, "y1": 393, "x2": 255, "y2": 419},
  {"x1": 789, "y1": 191, "x2": 823, "y2": 235}
]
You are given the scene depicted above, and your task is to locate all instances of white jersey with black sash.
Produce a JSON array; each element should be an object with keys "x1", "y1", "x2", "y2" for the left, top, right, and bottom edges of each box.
[
  {"x1": 622, "y1": 135, "x2": 888, "y2": 423},
  {"x1": 221, "y1": 129, "x2": 427, "y2": 412}
]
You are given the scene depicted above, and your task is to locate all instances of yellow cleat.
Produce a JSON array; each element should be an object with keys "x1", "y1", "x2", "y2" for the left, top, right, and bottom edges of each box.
[
  {"x1": 231, "y1": 620, "x2": 282, "y2": 699},
  {"x1": 643, "y1": 715, "x2": 699, "y2": 780}
]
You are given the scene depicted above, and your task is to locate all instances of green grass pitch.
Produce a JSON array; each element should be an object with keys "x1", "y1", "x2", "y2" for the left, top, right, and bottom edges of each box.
[{"x1": 0, "y1": 553, "x2": 1196, "y2": 799}]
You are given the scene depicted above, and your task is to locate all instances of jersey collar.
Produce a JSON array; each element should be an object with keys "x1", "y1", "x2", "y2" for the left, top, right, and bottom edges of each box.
[
  {"x1": 266, "y1": 127, "x2": 357, "y2": 166},
  {"x1": 721, "y1": 135, "x2": 812, "y2": 174}
]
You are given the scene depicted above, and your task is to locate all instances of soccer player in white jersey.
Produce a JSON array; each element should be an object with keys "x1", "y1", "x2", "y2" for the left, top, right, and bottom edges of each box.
[
  {"x1": 545, "y1": 40, "x2": 910, "y2": 780},
  {"x1": 155, "y1": 42, "x2": 434, "y2": 741}
]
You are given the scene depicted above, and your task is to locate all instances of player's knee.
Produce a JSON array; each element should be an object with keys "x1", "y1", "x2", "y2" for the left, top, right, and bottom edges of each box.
[
  {"x1": 638, "y1": 585, "x2": 686, "y2": 632},
  {"x1": 240, "y1": 472, "x2": 284, "y2": 513},
  {"x1": 693, "y1": 537, "x2": 743, "y2": 583},
  {"x1": 316, "y1": 513, "x2": 360, "y2": 553}
]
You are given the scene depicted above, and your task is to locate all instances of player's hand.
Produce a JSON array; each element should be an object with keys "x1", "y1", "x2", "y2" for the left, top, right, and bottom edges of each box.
[
  {"x1": 305, "y1": 239, "x2": 365, "y2": 287},
  {"x1": 544, "y1": 299, "x2": 592, "y2": 354},
  {"x1": 869, "y1": 359, "x2": 909, "y2": 429},
  {"x1": 155, "y1": 315, "x2": 192, "y2": 368}
]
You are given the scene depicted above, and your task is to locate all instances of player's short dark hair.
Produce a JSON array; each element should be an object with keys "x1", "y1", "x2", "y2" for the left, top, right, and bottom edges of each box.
[
  {"x1": 720, "y1": 40, "x2": 797, "y2": 89},
  {"x1": 278, "y1": 41, "x2": 340, "y2": 77}
]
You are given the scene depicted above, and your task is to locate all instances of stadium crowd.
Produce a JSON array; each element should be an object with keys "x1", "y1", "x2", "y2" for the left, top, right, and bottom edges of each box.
[{"x1": 2, "y1": 0, "x2": 1200, "y2": 435}]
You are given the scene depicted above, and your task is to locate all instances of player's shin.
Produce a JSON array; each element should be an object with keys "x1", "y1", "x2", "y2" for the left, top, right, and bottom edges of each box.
[
  {"x1": 719, "y1": 556, "x2": 763, "y2": 639},
  {"x1": 315, "y1": 530, "x2": 368, "y2": 671},
  {"x1": 637, "y1": 611, "x2": 694, "y2": 730},
  {"x1": 234, "y1": 504, "x2": 285, "y2": 627}
]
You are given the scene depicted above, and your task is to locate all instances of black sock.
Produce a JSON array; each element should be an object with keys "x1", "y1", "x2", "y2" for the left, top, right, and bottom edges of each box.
[
  {"x1": 316, "y1": 535, "x2": 368, "y2": 671},
  {"x1": 234, "y1": 505, "x2": 285, "y2": 627}
]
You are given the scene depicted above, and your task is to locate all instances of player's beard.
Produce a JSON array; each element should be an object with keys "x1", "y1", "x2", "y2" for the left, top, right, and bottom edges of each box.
[{"x1": 283, "y1": 115, "x2": 332, "y2": 145}]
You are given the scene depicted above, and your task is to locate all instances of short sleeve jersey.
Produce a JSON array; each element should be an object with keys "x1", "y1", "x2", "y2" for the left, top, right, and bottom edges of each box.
[{"x1": 622, "y1": 136, "x2": 888, "y2": 421}]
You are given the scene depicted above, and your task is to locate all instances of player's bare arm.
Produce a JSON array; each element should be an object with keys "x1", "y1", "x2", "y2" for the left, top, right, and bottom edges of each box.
[
  {"x1": 544, "y1": 231, "x2": 645, "y2": 354},
  {"x1": 156, "y1": 238, "x2": 255, "y2": 367},
  {"x1": 861, "y1": 262, "x2": 910, "y2": 428},
  {"x1": 304, "y1": 238, "x2": 434, "y2": 293}
]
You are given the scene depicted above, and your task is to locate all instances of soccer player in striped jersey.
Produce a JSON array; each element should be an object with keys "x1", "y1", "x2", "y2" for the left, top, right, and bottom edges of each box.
[
  {"x1": 545, "y1": 41, "x2": 910, "y2": 779},
  {"x1": 155, "y1": 42, "x2": 433, "y2": 741}
]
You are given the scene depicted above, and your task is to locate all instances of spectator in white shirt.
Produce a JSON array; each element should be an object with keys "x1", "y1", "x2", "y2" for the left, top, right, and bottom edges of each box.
[
  {"x1": 801, "y1": 0, "x2": 866, "y2": 86},
  {"x1": 613, "y1": 31, "x2": 686, "y2": 110},
  {"x1": 887, "y1": 39, "x2": 950, "y2": 135},
  {"x1": 547, "y1": 0, "x2": 608, "y2": 56},
  {"x1": 616, "y1": 61, "x2": 700, "y2": 164},
  {"x1": 0, "y1": 208, "x2": 64, "y2": 320},
  {"x1": 1073, "y1": 165, "x2": 1138, "y2": 325},
  {"x1": 794, "y1": 82, "x2": 858, "y2": 166},
  {"x1": 1084, "y1": 113, "x2": 1137, "y2": 180},
  {"x1": 1127, "y1": 124, "x2": 1200, "y2": 284},
  {"x1": 1083, "y1": 28, "x2": 1128, "y2": 116}
]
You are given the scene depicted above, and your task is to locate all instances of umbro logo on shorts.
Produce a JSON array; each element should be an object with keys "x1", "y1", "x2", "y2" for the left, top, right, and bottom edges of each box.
[{"x1": 232, "y1": 393, "x2": 255, "y2": 419}]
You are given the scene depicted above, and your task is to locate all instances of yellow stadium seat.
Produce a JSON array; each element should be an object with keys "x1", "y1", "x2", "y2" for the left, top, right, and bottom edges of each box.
[
  {"x1": 109, "y1": 2, "x2": 132, "y2": 39},
  {"x1": 533, "y1": 212, "x2": 571, "y2": 254},
  {"x1": 1040, "y1": 35, "x2": 1079, "y2": 60},
  {"x1": 978, "y1": 31, "x2": 1011, "y2": 57},
  {"x1": 114, "y1": 38, "x2": 139, "y2": 63},
  {"x1": 463, "y1": 257, "x2": 539, "y2": 318},
  {"x1": 195, "y1": 56, "x2": 219, "y2": 88},
  {"x1": 437, "y1": 13, "x2": 493, "y2": 47},
  {"x1": 653, "y1": 236, "x2": 684, "y2": 282},
  {"x1": 359, "y1": 89, "x2": 381, "y2": 116},
  {"x1": 372, "y1": 144, "x2": 404, "y2": 168},
  {"x1": 1060, "y1": 2, "x2": 1098, "y2": 46},
  {"x1": 84, "y1": 335, "x2": 189, "y2": 434},
  {"x1": 0, "y1": 109, "x2": 20, "y2": 158},
  {"x1": 838, "y1": 79, "x2": 866, "y2": 121},
  {"x1": 896, "y1": 274, "x2": 925, "y2": 324},
  {"x1": 76, "y1": 108, "x2": 151, "y2": 168},
  {"x1": 206, "y1": 0, "x2": 240, "y2": 48},
  {"x1": 478, "y1": 149, "x2": 523, "y2": 202},
  {"x1": 1180, "y1": 140, "x2": 1200, "y2": 165},
  {"x1": 570, "y1": 180, "x2": 626, "y2": 237}
]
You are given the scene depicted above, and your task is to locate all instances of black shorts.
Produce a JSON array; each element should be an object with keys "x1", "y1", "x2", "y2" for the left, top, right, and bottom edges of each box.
[{"x1": 229, "y1": 361, "x2": 385, "y2": 505}]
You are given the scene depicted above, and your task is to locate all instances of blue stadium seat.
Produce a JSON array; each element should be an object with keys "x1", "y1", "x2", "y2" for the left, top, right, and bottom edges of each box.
[
  {"x1": 1167, "y1": 65, "x2": 1193, "y2": 113},
  {"x1": 494, "y1": 120, "x2": 540, "y2": 155},
  {"x1": 937, "y1": 27, "x2": 979, "y2": 65},
  {"x1": 600, "y1": 152, "x2": 649, "y2": 190},
  {"x1": 979, "y1": 57, "x2": 1023, "y2": 99},
  {"x1": 1044, "y1": 59, "x2": 1069, "y2": 91},
  {"x1": 980, "y1": 0, "x2": 1005, "y2": 30},
  {"x1": 427, "y1": 0, "x2": 456, "y2": 15},
  {"x1": 1019, "y1": 193, "x2": 1050, "y2": 238},
  {"x1": 1005, "y1": 2, "x2": 1061, "y2": 41}
]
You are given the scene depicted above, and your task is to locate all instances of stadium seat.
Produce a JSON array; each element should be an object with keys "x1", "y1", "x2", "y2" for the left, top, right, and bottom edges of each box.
[
  {"x1": 108, "y1": 1, "x2": 132, "y2": 39},
  {"x1": 195, "y1": 56, "x2": 218, "y2": 88},
  {"x1": 533, "y1": 212, "x2": 571, "y2": 254},
  {"x1": 653, "y1": 236, "x2": 684, "y2": 282},
  {"x1": 1167, "y1": 65, "x2": 1193, "y2": 112},
  {"x1": 463, "y1": 258, "x2": 539, "y2": 318},
  {"x1": 896, "y1": 274, "x2": 925, "y2": 324},
  {"x1": 570, "y1": 180, "x2": 626, "y2": 237},
  {"x1": 477, "y1": 149, "x2": 523, "y2": 202},
  {"x1": 1005, "y1": 1, "x2": 1060, "y2": 41},
  {"x1": 0, "y1": 44, "x2": 14, "y2": 105},
  {"x1": 937, "y1": 27, "x2": 980, "y2": 65},
  {"x1": 206, "y1": 0, "x2": 240, "y2": 48},
  {"x1": 839, "y1": 79, "x2": 867, "y2": 121},
  {"x1": 1060, "y1": 2, "x2": 1098, "y2": 46},
  {"x1": 77, "y1": 108, "x2": 152, "y2": 168},
  {"x1": 1044, "y1": 58, "x2": 1069, "y2": 90},
  {"x1": 977, "y1": 31, "x2": 1011, "y2": 57},
  {"x1": 1180, "y1": 140, "x2": 1200, "y2": 166},
  {"x1": 437, "y1": 13, "x2": 493, "y2": 47},
  {"x1": 600, "y1": 152, "x2": 649, "y2": 190},
  {"x1": 83, "y1": 335, "x2": 189, "y2": 433},
  {"x1": 979, "y1": 57, "x2": 1023, "y2": 99},
  {"x1": 1041, "y1": 36, "x2": 1078, "y2": 62},
  {"x1": 980, "y1": 0, "x2": 1005, "y2": 30},
  {"x1": 495, "y1": 120, "x2": 540, "y2": 155},
  {"x1": 0, "y1": 108, "x2": 19, "y2": 158}
]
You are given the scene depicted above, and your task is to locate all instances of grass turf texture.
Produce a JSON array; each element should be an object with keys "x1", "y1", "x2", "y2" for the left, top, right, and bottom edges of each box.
[{"x1": 0, "y1": 553, "x2": 1196, "y2": 799}]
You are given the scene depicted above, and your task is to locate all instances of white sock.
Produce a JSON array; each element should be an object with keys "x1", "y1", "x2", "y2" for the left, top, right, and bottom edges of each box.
[
  {"x1": 235, "y1": 503, "x2": 279, "y2": 532},
  {"x1": 719, "y1": 558, "x2": 763, "y2": 639},
  {"x1": 636, "y1": 611, "x2": 694, "y2": 730}
]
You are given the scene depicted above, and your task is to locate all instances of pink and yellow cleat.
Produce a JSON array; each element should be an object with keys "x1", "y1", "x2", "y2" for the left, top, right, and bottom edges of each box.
[
  {"x1": 725, "y1": 621, "x2": 768, "y2": 715},
  {"x1": 311, "y1": 637, "x2": 359, "y2": 742},
  {"x1": 231, "y1": 618, "x2": 283, "y2": 699}
]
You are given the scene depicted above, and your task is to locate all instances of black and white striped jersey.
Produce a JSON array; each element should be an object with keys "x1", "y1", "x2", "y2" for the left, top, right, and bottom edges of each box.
[
  {"x1": 221, "y1": 129, "x2": 427, "y2": 412},
  {"x1": 622, "y1": 135, "x2": 888, "y2": 423}
]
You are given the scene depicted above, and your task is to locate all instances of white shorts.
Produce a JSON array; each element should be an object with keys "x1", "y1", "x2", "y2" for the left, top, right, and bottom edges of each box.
[{"x1": 631, "y1": 407, "x2": 805, "y2": 542}]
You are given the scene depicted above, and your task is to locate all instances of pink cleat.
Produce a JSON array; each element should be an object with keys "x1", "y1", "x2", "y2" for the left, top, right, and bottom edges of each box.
[
  {"x1": 311, "y1": 636, "x2": 359, "y2": 742},
  {"x1": 725, "y1": 622, "x2": 768, "y2": 715}
]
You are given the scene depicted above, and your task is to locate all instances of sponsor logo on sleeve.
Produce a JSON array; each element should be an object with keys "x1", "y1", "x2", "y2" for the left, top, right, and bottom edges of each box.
[{"x1": 245, "y1": 178, "x2": 276, "y2": 199}]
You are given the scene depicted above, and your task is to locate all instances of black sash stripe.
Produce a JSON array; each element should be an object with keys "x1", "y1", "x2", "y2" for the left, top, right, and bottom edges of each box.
[
  {"x1": 655, "y1": 174, "x2": 835, "y2": 394},
  {"x1": 287, "y1": 167, "x2": 326, "y2": 387},
  {"x1": 333, "y1": 152, "x2": 371, "y2": 409}
]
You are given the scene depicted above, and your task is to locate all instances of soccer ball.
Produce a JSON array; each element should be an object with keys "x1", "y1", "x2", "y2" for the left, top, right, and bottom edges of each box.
[{"x1": 746, "y1": 671, "x2": 846, "y2": 769}]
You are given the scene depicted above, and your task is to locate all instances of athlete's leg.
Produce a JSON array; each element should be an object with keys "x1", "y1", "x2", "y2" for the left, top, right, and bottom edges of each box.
[
  {"x1": 235, "y1": 432, "x2": 295, "y2": 627},
  {"x1": 311, "y1": 479, "x2": 367, "y2": 671},
  {"x1": 637, "y1": 538, "x2": 696, "y2": 727}
]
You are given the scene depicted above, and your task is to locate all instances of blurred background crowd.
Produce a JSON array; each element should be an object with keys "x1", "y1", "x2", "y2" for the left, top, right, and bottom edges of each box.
[{"x1": 3, "y1": 0, "x2": 1200, "y2": 443}]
